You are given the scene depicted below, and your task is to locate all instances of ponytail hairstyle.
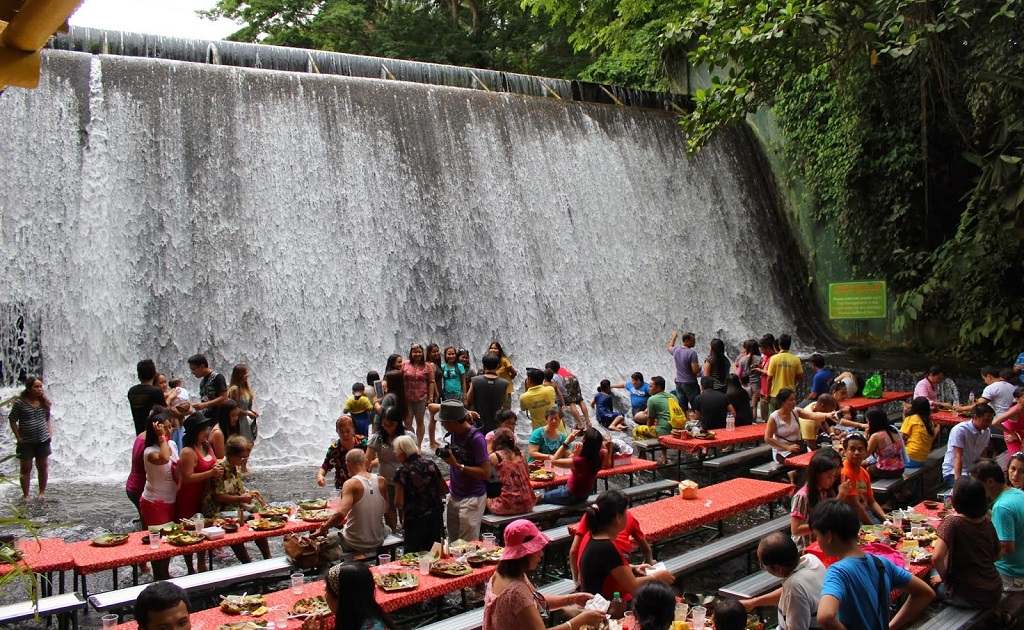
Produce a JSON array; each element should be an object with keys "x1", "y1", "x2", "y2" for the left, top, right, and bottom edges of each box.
[
  {"x1": 491, "y1": 428, "x2": 520, "y2": 457},
  {"x1": 908, "y1": 396, "x2": 935, "y2": 435},
  {"x1": 579, "y1": 427, "x2": 604, "y2": 471},
  {"x1": 584, "y1": 489, "x2": 628, "y2": 534}
]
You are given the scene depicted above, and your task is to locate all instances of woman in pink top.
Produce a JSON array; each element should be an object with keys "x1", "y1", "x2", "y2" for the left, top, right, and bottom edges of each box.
[
  {"x1": 994, "y1": 387, "x2": 1024, "y2": 456},
  {"x1": 483, "y1": 519, "x2": 602, "y2": 630},
  {"x1": 402, "y1": 344, "x2": 437, "y2": 448}
]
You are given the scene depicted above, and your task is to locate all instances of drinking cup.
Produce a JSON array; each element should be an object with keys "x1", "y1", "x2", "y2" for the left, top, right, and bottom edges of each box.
[
  {"x1": 101, "y1": 614, "x2": 118, "y2": 630},
  {"x1": 691, "y1": 606, "x2": 706, "y2": 630},
  {"x1": 149, "y1": 532, "x2": 160, "y2": 549},
  {"x1": 273, "y1": 607, "x2": 289, "y2": 629},
  {"x1": 329, "y1": 490, "x2": 341, "y2": 510},
  {"x1": 418, "y1": 555, "x2": 431, "y2": 575},
  {"x1": 378, "y1": 554, "x2": 391, "y2": 566},
  {"x1": 291, "y1": 572, "x2": 304, "y2": 594},
  {"x1": 674, "y1": 603, "x2": 689, "y2": 622},
  {"x1": 544, "y1": 460, "x2": 553, "y2": 471},
  {"x1": 482, "y1": 533, "x2": 496, "y2": 549},
  {"x1": 893, "y1": 511, "x2": 904, "y2": 528}
]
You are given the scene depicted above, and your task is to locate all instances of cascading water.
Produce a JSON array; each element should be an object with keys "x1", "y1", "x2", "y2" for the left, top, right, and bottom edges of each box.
[{"x1": 0, "y1": 45, "x2": 828, "y2": 481}]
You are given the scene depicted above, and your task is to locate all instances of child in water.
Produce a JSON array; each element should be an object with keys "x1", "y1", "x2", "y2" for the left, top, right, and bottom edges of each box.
[{"x1": 592, "y1": 380, "x2": 627, "y2": 432}]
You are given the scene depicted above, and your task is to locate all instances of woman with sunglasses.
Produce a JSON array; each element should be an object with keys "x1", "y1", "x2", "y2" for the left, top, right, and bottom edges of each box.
[{"x1": 483, "y1": 519, "x2": 604, "y2": 630}]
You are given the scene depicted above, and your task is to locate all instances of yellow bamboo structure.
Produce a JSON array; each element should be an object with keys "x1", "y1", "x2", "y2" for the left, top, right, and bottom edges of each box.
[{"x1": 0, "y1": 0, "x2": 83, "y2": 91}]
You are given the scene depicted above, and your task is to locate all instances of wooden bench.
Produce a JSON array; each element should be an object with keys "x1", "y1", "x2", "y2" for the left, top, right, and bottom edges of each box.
[
  {"x1": 0, "y1": 593, "x2": 86, "y2": 630},
  {"x1": 718, "y1": 570, "x2": 781, "y2": 600},
  {"x1": 702, "y1": 445, "x2": 772, "y2": 482},
  {"x1": 749, "y1": 460, "x2": 785, "y2": 479},
  {"x1": 634, "y1": 438, "x2": 664, "y2": 461},
  {"x1": 482, "y1": 479, "x2": 678, "y2": 536},
  {"x1": 418, "y1": 578, "x2": 577, "y2": 630},
  {"x1": 89, "y1": 557, "x2": 294, "y2": 612},
  {"x1": 661, "y1": 515, "x2": 791, "y2": 576},
  {"x1": 909, "y1": 605, "x2": 985, "y2": 629}
]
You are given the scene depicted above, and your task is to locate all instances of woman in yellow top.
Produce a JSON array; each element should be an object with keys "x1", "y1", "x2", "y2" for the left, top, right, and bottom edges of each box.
[
  {"x1": 900, "y1": 396, "x2": 938, "y2": 467},
  {"x1": 488, "y1": 341, "x2": 517, "y2": 409}
]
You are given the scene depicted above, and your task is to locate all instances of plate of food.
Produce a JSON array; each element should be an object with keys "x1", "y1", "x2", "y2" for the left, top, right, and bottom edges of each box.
[
  {"x1": 250, "y1": 519, "x2": 287, "y2": 531},
  {"x1": 217, "y1": 622, "x2": 268, "y2": 630},
  {"x1": 91, "y1": 533, "x2": 130, "y2": 547},
  {"x1": 165, "y1": 532, "x2": 206, "y2": 546},
  {"x1": 291, "y1": 596, "x2": 331, "y2": 617},
  {"x1": 299, "y1": 509, "x2": 333, "y2": 522},
  {"x1": 430, "y1": 560, "x2": 474, "y2": 578},
  {"x1": 529, "y1": 470, "x2": 555, "y2": 481},
  {"x1": 297, "y1": 499, "x2": 328, "y2": 510},
  {"x1": 374, "y1": 572, "x2": 420, "y2": 592},
  {"x1": 255, "y1": 506, "x2": 290, "y2": 518},
  {"x1": 220, "y1": 594, "x2": 267, "y2": 615},
  {"x1": 905, "y1": 529, "x2": 938, "y2": 545},
  {"x1": 466, "y1": 548, "x2": 504, "y2": 566},
  {"x1": 398, "y1": 551, "x2": 437, "y2": 567}
]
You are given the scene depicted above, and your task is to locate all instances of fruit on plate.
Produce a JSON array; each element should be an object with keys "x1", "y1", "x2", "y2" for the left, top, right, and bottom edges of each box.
[
  {"x1": 251, "y1": 519, "x2": 286, "y2": 531},
  {"x1": 291, "y1": 596, "x2": 331, "y2": 617},
  {"x1": 255, "y1": 506, "x2": 290, "y2": 518},
  {"x1": 220, "y1": 594, "x2": 267, "y2": 615},
  {"x1": 529, "y1": 470, "x2": 555, "y2": 481},
  {"x1": 297, "y1": 499, "x2": 328, "y2": 510}
]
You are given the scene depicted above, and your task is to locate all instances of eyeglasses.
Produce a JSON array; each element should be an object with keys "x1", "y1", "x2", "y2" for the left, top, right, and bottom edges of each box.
[{"x1": 532, "y1": 590, "x2": 550, "y2": 616}]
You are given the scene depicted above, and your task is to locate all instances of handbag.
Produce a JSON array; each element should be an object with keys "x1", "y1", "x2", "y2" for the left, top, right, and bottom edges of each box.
[
  {"x1": 284, "y1": 532, "x2": 343, "y2": 569},
  {"x1": 250, "y1": 417, "x2": 259, "y2": 440},
  {"x1": 486, "y1": 453, "x2": 503, "y2": 499},
  {"x1": 863, "y1": 374, "x2": 884, "y2": 399},
  {"x1": 284, "y1": 533, "x2": 321, "y2": 569}
]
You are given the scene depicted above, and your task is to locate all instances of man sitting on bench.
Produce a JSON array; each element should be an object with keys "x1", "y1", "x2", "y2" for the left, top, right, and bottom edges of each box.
[
  {"x1": 135, "y1": 582, "x2": 191, "y2": 630},
  {"x1": 740, "y1": 532, "x2": 825, "y2": 630}
]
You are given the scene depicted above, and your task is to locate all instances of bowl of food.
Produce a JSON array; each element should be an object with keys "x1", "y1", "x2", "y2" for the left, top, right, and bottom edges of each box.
[{"x1": 222, "y1": 523, "x2": 239, "y2": 533}]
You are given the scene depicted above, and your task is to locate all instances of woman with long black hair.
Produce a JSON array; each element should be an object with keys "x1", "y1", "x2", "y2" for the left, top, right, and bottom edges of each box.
[
  {"x1": 540, "y1": 427, "x2": 608, "y2": 505},
  {"x1": 901, "y1": 396, "x2": 940, "y2": 468},
  {"x1": 702, "y1": 338, "x2": 730, "y2": 393},
  {"x1": 324, "y1": 563, "x2": 395, "y2": 630}
]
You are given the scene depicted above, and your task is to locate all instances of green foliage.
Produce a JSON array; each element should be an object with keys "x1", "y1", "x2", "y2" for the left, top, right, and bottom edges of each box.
[{"x1": 201, "y1": 0, "x2": 593, "y2": 78}]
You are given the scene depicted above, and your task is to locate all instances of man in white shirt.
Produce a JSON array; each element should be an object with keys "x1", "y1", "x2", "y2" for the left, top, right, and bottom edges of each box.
[
  {"x1": 942, "y1": 404, "x2": 994, "y2": 486},
  {"x1": 741, "y1": 532, "x2": 825, "y2": 629}
]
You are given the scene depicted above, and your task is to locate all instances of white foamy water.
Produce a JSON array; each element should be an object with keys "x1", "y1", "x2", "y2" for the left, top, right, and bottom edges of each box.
[{"x1": 0, "y1": 49, "x2": 822, "y2": 480}]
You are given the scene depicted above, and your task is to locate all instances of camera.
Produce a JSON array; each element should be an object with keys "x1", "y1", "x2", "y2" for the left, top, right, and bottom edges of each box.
[{"x1": 435, "y1": 446, "x2": 452, "y2": 460}]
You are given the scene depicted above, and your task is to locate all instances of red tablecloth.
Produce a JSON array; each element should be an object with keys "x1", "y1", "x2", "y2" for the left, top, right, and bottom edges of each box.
[
  {"x1": 529, "y1": 457, "x2": 657, "y2": 489},
  {"x1": 70, "y1": 518, "x2": 320, "y2": 575},
  {"x1": 603, "y1": 478, "x2": 793, "y2": 543},
  {"x1": 657, "y1": 424, "x2": 766, "y2": 454},
  {"x1": 114, "y1": 560, "x2": 496, "y2": 629},
  {"x1": 844, "y1": 392, "x2": 913, "y2": 411},
  {"x1": 931, "y1": 411, "x2": 968, "y2": 429},
  {"x1": 784, "y1": 451, "x2": 815, "y2": 469},
  {"x1": 0, "y1": 537, "x2": 74, "y2": 575}
]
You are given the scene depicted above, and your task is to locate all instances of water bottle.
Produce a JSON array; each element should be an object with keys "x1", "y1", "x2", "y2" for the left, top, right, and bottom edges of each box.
[
  {"x1": 726, "y1": 412, "x2": 735, "y2": 432},
  {"x1": 608, "y1": 592, "x2": 626, "y2": 620}
]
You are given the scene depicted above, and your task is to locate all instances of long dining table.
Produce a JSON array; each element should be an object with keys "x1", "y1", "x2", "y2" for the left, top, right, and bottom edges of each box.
[
  {"x1": 566, "y1": 478, "x2": 794, "y2": 544},
  {"x1": 69, "y1": 518, "x2": 320, "y2": 597},
  {"x1": 843, "y1": 391, "x2": 913, "y2": 411},
  {"x1": 0, "y1": 537, "x2": 75, "y2": 595},
  {"x1": 528, "y1": 457, "x2": 658, "y2": 490},
  {"x1": 111, "y1": 554, "x2": 498, "y2": 630}
]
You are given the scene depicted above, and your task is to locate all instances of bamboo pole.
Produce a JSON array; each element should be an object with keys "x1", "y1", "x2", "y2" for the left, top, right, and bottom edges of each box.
[
  {"x1": 0, "y1": 44, "x2": 39, "y2": 87},
  {"x1": 0, "y1": 0, "x2": 82, "y2": 51}
]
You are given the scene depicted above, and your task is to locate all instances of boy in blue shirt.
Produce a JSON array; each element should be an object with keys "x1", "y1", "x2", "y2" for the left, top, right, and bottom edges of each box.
[
  {"x1": 812, "y1": 499, "x2": 933, "y2": 629},
  {"x1": 611, "y1": 372, "x2": 650, "y2": 424}
]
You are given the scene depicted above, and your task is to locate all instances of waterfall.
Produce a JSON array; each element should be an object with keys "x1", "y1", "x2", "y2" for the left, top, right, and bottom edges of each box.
[{"x1": 0, "y1": 47, "x2": 826, "y2": 480}]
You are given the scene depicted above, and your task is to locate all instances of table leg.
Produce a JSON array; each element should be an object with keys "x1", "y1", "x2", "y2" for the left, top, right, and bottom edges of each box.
[
  {"x1": 59, "y1": 570, "x2": 66, "y2": 594},
  {"x1": 112, "y1": 567, "x2": 118, "y2": 591},
  {"x1": 132, "y1": 565, "x2": 139, "y2": 585}
]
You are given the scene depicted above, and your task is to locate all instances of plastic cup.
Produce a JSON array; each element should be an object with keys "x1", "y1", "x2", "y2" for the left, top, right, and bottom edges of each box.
[
  {"x1": 544, "y1": 460, "x2": 553, "y2": 471},
  {"x1": 329, "y1": 490, "x2": 341, "y2": 510},
  {"x1": 691, "y1": 605, "x2": 706, "y2": 630},
  {"x1": 674, "y1": 603, "x2": 688, "y2": 621},
  {"x1": 482, "y1": 533, "x2": 496, "y2": 549},
  {"x1": 101, "y1": 614, "x2": 118, "y2": 629},
  {"x1": 148, "y1": 527, "x2": 160, "y2": 549},
  {"x1": 418, "y1": 555, "x2": 431, "y2": 575},
  {"x1": 378, "y1": 554, "x2": 391, "y2": 566},
  {"x1": 273, "y1": 607, "x2": 288, "y2": 629},
  {"x1": 893, "y1": 511, "x2": 904, "y2": 528},
  {"x1": 291, "y1": 572, "x2": 304, "y2": 594}
]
